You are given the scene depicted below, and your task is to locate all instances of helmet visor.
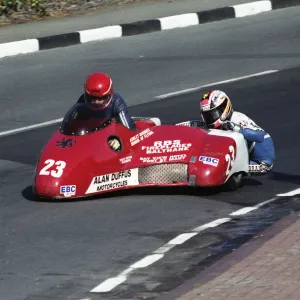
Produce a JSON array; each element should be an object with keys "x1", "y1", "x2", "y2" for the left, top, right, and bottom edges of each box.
[
  {"x1": 201, "y1": 98, "x2": 228, "y2": 125},
  {"x1": 85, "y1": 94, "x2": 112, "y2": 107}
]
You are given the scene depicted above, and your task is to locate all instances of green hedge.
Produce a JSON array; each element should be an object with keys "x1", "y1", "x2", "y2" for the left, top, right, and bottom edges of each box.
[{"x1": 0, "y1": 0, "x2": 46, "y2": 16}]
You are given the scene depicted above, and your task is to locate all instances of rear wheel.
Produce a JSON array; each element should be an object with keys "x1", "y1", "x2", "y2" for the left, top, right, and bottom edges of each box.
[{"x1": 226, "y1": 172, "x2": 244, "y2": 191}]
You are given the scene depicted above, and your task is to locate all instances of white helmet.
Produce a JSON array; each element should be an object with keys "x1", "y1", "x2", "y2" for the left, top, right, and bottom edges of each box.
[{"x1": 200, "y1": 90, "x2": 233, "y2": 128}]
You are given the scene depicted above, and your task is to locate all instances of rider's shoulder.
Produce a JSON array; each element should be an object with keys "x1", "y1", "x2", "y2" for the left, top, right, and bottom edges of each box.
[
  {"x1": 76, "y1": 93, "x2": 85, "y2": 103},
  {"x1": 112, "y1": 92, "x2": 126, "y2": 104},
  {"x1": 112, "y1": 92, "x2": 124, "y2": 100},
  {"x1": 111, "y1": 92, "x2": 129, "y2": 113},
  {"x1": 231, "y1": 111, "x2": 254, "y2": 124},
  {"x1": 231, "y1": 111, "x2": 265, "y2": 131}
]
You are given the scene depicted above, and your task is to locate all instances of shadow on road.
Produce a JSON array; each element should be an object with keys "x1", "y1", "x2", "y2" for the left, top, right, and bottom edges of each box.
[
  {"x1": 21, "y1": 176, "x2": 263, "y2": 204},
  {"x1": 268, "y1": 171, "x2": 300, "y2": 185}
]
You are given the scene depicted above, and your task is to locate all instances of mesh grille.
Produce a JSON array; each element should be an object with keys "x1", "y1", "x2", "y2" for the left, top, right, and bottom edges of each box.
[{"x1": 138, "y1": 163, "x2": 188, "y2": 184}]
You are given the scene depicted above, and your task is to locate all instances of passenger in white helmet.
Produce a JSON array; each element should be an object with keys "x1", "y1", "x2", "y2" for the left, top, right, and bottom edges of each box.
[{"x1": 198, "y1": 90, "x2": 275, "y2": 175}]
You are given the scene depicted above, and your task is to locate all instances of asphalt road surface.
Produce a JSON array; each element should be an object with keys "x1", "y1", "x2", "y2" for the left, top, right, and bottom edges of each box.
[{"x1": 1, "y1": 6, "x2": 300, "y2": 300}]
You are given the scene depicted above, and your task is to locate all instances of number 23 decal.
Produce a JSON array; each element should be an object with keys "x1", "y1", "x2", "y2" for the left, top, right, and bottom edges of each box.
[
  {"x1": 39, "y1": 159, "x2": 66, "y2": 178},
  {"x1": 225, "y1": 145, "x2": 235, "y2": 175}
]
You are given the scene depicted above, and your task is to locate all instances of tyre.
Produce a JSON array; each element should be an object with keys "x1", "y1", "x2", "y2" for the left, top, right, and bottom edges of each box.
[{"x1": 226, "y1": 172, "x2": 244, "y2": 191}]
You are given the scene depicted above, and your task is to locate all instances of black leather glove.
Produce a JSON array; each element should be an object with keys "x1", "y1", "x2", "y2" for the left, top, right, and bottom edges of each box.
[{"x1": 221, "y1": 121, "x2": 235, "y2": 131}]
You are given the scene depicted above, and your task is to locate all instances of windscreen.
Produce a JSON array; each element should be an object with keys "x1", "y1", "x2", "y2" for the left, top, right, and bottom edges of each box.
[{"x1": 60, "y1": 103, "x2": 113, "y2": 136}]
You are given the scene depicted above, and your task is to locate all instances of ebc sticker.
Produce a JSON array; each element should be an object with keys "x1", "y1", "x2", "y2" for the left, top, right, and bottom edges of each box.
[
  {"x1": 60, "y1": 185, "x2": 76, "y2": 197},
  {"x1": 199, "y1": 156, "x2": 219, "y2": 167}
]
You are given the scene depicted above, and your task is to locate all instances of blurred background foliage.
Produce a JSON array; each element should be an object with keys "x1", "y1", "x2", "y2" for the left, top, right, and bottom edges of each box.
[{"x1": 0, "y1": 0, "x2": 47, "y2": 16}]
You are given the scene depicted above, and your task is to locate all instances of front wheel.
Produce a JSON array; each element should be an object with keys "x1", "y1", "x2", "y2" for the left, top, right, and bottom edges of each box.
[{"x1": 225, "y1": 173, "x2": 244, "y2": 191}]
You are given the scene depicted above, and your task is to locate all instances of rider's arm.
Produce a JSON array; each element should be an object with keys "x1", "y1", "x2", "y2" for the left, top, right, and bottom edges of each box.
[
  {"x1": 230, "y1": 121, "x2": 265, "y2": 143},
  {"x1": 239, "y1": 127, "x2": 265, "y2": 143},
  {"x1": 230, "y1": 113, "x2": 266, "y2": 143},
  {"x1": 114, "y1": 93, "x2": 137, "y2": 131}
]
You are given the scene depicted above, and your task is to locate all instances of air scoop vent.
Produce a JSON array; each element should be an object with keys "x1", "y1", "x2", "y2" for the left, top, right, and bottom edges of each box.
[{"x1": 138, "y1": 163, "x2": 188, "y2": 184}]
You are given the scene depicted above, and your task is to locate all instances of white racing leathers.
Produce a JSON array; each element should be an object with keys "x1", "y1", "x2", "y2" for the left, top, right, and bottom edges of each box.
[
  {"x1": 176, "y1": 112, "x2": 275, "y2": 175},
  {"x1": 230, "y1": 111, "x2": 275, "y2": 175}
]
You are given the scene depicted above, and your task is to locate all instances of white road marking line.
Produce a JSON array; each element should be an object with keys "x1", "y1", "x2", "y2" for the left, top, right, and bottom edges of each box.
[
  {"x1": 90, "y1": 187, "x2": 300, "y2": 293},
  {"x1": 119, "y1": 267, "x2": 135, "y2": 277},
  {"x1": 90, "y1": 276, "x2": 127, "y2": 293},
  {"x1": 0, "y1": 118, "x2": 63, "y2": 138},
  {"x1": 277, "y1": 188, "x2": 300, "y2": 197},
  {"x1": 130, "y1": 254, "x2": 164, "y2": 268},
  {"x1": 230, "y1": 207, "x2": 257, "y2": 216},
  {"x1": 192, "y1": 218, "x2": 232, "y2": 232},
  {"x1": 154, "y1": 244, "x2": 176, "y2": 254},
  {"x1": 155, "y1": 70, "x2": 278, "y2": 99},
  {"x1": 167, "y1": 232, "x2": 198, "y2": 245},
  {"x1": 254, "y1": 197, "x2": 277, "y2": 208}
]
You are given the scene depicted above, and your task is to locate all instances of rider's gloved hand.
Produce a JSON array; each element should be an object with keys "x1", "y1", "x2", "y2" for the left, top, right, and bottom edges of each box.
[
  {"x1": 109, "y1": 138, "x2": 121, "y2": 151},
  {"x1": 221, "y1": 121, "x2": 235, "y2": 131},
  {"x1": 221, "y1": 121, "x2": 241, "y2": 132}
]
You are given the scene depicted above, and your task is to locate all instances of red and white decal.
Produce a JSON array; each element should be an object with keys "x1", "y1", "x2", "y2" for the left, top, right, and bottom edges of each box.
[
  {"x1": 85, "y1": 169, "x2": 139, "y2": 194},
  {"x1": 139, "y1": 154, "x2": 187, "y2": 163},
  {"x1": 141, "y1": 140, "x2": 192, "y2": 154},
  {"x1": 169, "y1": 154, "x2": 187, "y2": 161},
  {"x1": 39, "y1": 159, "x2": 66, "y2": 178},
  {"x1": 225, "y1": 145, "x2": 236, "y2": 175},
  {"x1": 119, "y1": 155, "x2": 133, "y2": 164},
  {"x1": 130, "y1": 128, "x2": 154, "y2": 146},
  {"x1": 140, "y1": 156, "x2": 168, "y2": 163}
]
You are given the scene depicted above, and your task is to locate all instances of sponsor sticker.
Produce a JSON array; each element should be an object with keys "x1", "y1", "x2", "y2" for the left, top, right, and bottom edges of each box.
[
  {"x1": 169, "y1": 154, "x2": 187, "y2": 161},
  {"x1": 141, "y1": 140, "x2": 192, "y2": 154},
  {"x1": 85, "y1": 169, "x2": 139, "y2": 194},
  {"x1": 139, "y1": 154, "x2": 187, "y2": 163},
  {"x1": 140, "y1": 156, "x2": 168, "y2": 163},
  {"x1": 199, "y1": 156, "x2": 219, "y2": 167},
  {"x1": 60, "y1": 185, "x2": 76, "y2": 197},
  {"x1": 130, "y1": 128, "x2": 154, "y2": 146},
  {"x1": 119, "y1": 155, "x2": 132, "y2": 164},
  {"x1": 176, "y1": 121, "x2": 191, "y2": 127},
  {"x1": 56, "y1": 138, "x2": 76, "y2": 148}
]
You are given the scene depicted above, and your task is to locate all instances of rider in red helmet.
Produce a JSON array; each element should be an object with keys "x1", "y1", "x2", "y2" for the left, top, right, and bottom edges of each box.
[
  {"x1": 77, "y1": 72, "x2": 136, "y2": 129},
  {"x1": 76, "y1": 72, "x2": 136, "y2": 150}
]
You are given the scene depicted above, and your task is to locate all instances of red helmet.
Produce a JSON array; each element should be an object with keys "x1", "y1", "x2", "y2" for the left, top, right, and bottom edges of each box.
[{"x1": 84, "y1": 72, "x2": 113, "y2": 109}]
